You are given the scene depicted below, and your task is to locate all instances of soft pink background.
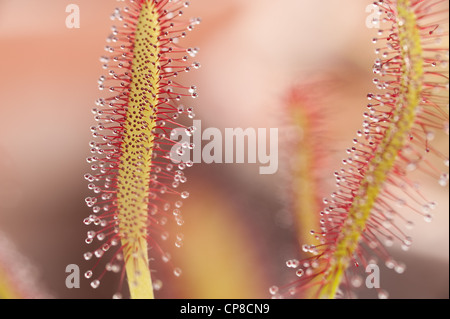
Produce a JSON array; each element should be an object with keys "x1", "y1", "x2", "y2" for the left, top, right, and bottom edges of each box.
[{"x1": 0, "y1": 0, "x2": 448, "y2": 298}]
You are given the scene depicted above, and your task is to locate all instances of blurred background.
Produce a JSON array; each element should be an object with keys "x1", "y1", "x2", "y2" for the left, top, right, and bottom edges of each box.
[{"x1": 0, "y1": 0, "x2": 448, "y2": 299}]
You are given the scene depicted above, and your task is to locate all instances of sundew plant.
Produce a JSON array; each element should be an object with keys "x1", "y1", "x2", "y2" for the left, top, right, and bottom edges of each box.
[
  {"x1": 272, "y1": 0, "x2": 449, "y2": 299},
  {"x1": 83, "y1": 0, "x2": 200, "y2": 299}
]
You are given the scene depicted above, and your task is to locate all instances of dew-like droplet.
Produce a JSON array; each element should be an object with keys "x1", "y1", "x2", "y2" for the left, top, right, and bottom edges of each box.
[
  {"x1": 403, "y1": 236, "x2": 412, "y2": 246},
  {"x1": 91, "y1": 280, "x2": 100, "y2": 289},
  {"x1": 111, "y1": 264, "x2": 121, "y2": 273},
  {"x1": 175, "y1": 241, "x2": 183, "y2": 248},
  {"x1": 378, "y1": 289, "x2": 389, "y2": 299},
  {"x1": 395, "y1": 262, "x2": 406, "y2": 274},
  {"x1": 162, "y1": 252, "x2": 171, "y2": 263},
  {"x1": 439, "y1": 173, "x2": 449, "y2": 186},
  {"x1": 153, "y1": 279, "x2": 163, "y2": 291},
  {"x1": 181, "y1": 191, "x2": 189, "y2": 199},
  {"x1": 384, "y1": 236, "x2": 394, "y2": 247},
  {"x1": 405, "y1": 220, "x2": 414, "y2": 230},
  {"x1": 286, "y1": 259, "x2": 299, "y2": 268},
  {"x1": 174, "y1": 267, "x2": 182, "y2": 277},
  {"x1": 424, "y1": 213, "x2": 433, "y2": 223},
  {"x1": 269, "y1": 285, "x2": 279, "y2": 295},
  {"x1": 84, "y1": 252, "x2": 93, "y2": 261},
  {"x1": 351, "y1": 275, "x2": 363, "y2": 288},
  {"x1": 172, "y1": 208, "x2": 181, "y2": 216},
  {"x1": 95, "y1": 249, "x2": 104, "y2": 258},
  {"x1": 161, "y1": 231, "x2": 169, "y2": 241},
  {"x1": 385, "y1": 258, "x2": 396, "y2": 269}
]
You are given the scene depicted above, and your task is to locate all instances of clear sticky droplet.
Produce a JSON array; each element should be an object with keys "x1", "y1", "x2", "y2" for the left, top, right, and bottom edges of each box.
[
  {"x1": 269, "y1": 285, "x2": 279, "y2": 295},
  {"x1": 351, "y1": 275, "x2": 363, "y2": 288},
  {"x1": 153, "y1": 279, "x2": 163, "y2": 291},
  {"x1": 439, "y1": 173, "x2": 449, "y2": 186},
  {"x1": 84, "y1": 252, "x2": 93, "y2": 261},
  {"x1": 395, "y1": 262, "x2": 406, "y2": 274},
  {"x1": 181, "y1": 191, "x2": 189, "y2": 199},
  {"x1": 174, "y1": 267, "x2": 182, "y2": 277},
  {"x1": 378, "y1": 289, "x2": 389, "y2": 299},
  {"x1": 91, "y1": 280, "x2": 100, "y2": 289},
  {"x1": 286, "y1": 259, "x2": 299, "y2": 268}
]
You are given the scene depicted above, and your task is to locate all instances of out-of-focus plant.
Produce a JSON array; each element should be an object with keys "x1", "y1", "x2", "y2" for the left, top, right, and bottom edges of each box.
[
  {"x1": 282, "y1": 83, "x2": 329, "y2": 248},
  {"x1": 275, "y1": 81, "x2": 334, "y2": 298},
  {"x1": 0, "y1": 232, "x2": 51, "y2": 299}
]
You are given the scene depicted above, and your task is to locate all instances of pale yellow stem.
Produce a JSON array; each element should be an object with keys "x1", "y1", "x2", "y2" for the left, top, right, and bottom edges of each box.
[{"x1": 117, "y1": 2, "x2": 161, "y2": 299}]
